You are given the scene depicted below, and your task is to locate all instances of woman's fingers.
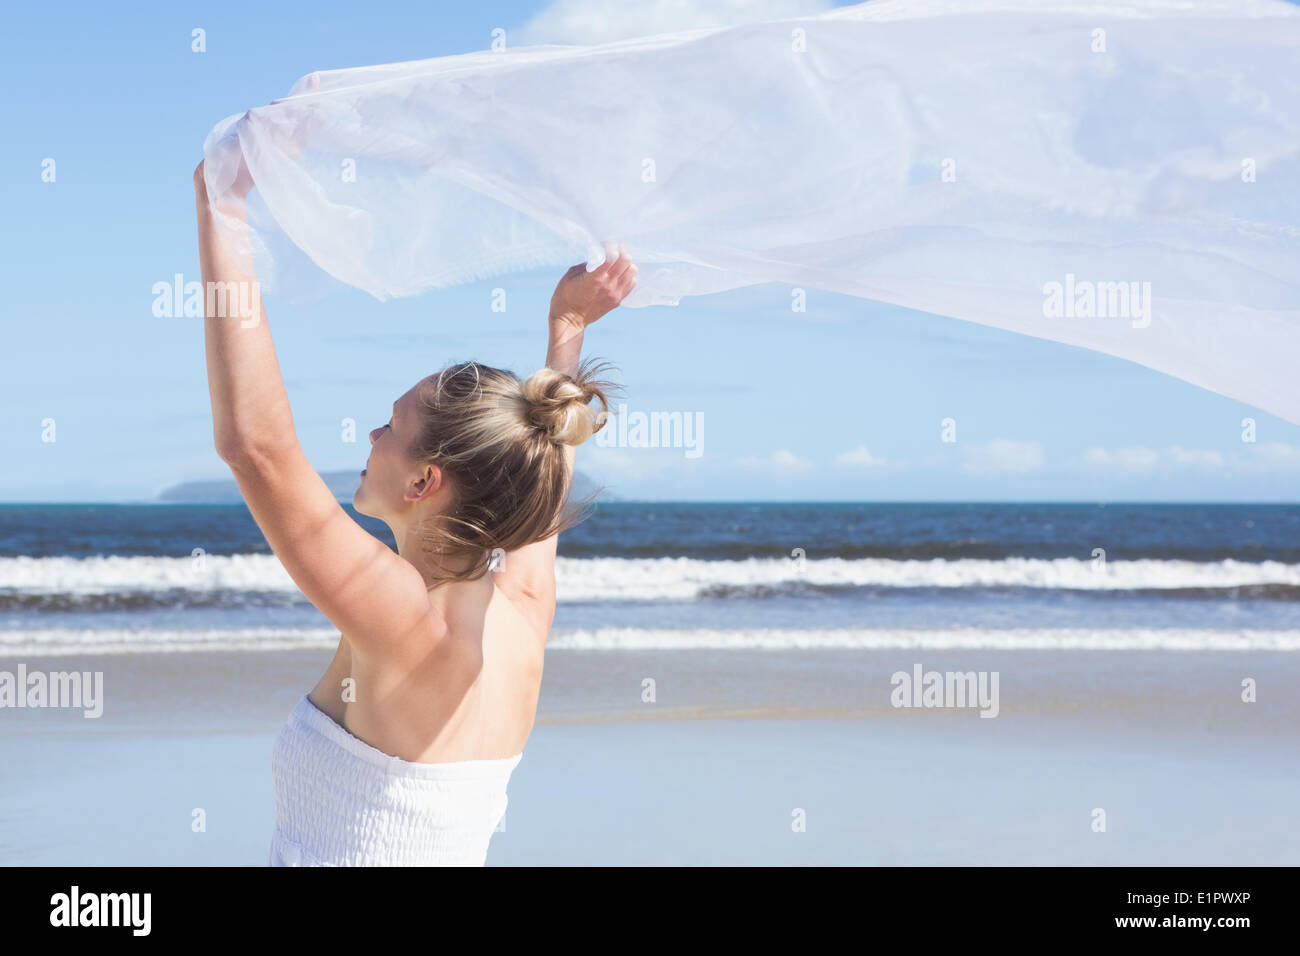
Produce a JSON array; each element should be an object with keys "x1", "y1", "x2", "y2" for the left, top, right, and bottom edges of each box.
[
  {"x1": 618, "y1": 268, "x2": 638, "y2": 301},
  {"x1": 593, "y1": 240, "x2": 620, "y2": 271},
  {"x1": 608, "y1": 254, "x2": 635, "y2": 282},
  {"x1": 558, "y1": 243, "x2": 636, "y2": 317},
  {"x1": 603, "y1": 240, "x2": 623, "y2": 270},
  {"x1": 606, "y1": 257, "x2": 637, "y2": 298},
  {"x1": 586, "y1": 240, "x2": 628, "y2": 274}
]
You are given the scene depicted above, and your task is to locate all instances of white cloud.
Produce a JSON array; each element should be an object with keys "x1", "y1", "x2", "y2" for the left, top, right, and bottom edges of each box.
[
  {"x1": 961, "y1": 439, "x2": 1045, "y2": 475},
  {"x1": 584, "y1": 445, "x2": 697, "y2": 480},
  {"x1": 1166, "y1": 446, "x2": 1224, "y2": 468},
  {"x1": 517, "y1": 0, "x2": 832, "y2": 46},
  {"x1": 835, "y1": 445, "x2": 889, "y2": 469},
  {"x1": 1080, "y1": 442, "x2": 1300, "y2": 474},
  {"x1": 1246, "y1": 441, "x2": 1300, "y2": 469},
  {"x1": 736, "y1": 449, "x2": 813, "y2": 471},
  {"x1": 1082, "y1": 446, "x2": 1161, "y2": 473}
]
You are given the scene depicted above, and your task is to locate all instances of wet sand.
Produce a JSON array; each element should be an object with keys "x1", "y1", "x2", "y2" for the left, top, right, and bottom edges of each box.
[{"x1": 2, "y1": 646, "x2": 1296, "y2": 865}]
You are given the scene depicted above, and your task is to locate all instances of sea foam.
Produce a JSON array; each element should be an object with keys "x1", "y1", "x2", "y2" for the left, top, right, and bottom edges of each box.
[{"x1": 2, "y1": 554, "x2": 1298, "y2": 602}]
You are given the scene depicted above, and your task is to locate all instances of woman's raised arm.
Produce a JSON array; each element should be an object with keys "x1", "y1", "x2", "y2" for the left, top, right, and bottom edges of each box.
[
  {"x1": 193, "y1": 162, "x2": 444, "y2": 660},
  {"x1": 491, "y1": 248, "x2": 636, "y2": 626},
  {"x1": 194, "y1": 162, "x2": 293, "y2": 461},
  {"x1": 544, "y1": 249, "x2": 636, "y2": 470}
]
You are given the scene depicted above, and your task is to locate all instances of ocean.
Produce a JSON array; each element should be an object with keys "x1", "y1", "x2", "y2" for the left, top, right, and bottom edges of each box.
[{"x1": 2, "y1": 502, "x2": 1297, "y2": 656}]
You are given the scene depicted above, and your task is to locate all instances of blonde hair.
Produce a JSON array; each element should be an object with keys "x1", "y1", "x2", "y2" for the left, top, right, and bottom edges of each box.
[{"x1": 408, "y1": 357, "x2": 618, "y2": 583}]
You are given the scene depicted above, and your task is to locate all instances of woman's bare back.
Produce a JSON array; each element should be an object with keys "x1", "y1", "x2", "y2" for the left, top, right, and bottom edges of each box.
[{"x1": 308, "y1": 577, "x2": 548, "y2": 764}]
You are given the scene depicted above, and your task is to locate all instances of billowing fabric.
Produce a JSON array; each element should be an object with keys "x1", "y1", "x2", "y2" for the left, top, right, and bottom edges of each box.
[{"x1": 202, "y1": 0, "x2": 1300, "y2": 423}]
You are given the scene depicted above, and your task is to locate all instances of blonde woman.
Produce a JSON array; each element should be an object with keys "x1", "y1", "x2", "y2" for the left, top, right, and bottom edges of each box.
[{"x1": 193, "y1": 159, "x2": 635, "y2": 866}]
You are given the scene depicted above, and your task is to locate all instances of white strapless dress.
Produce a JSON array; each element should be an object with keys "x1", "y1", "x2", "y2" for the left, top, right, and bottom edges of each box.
[{"x1": 269, "y1": 694, "x2": 522, "y2": 866}]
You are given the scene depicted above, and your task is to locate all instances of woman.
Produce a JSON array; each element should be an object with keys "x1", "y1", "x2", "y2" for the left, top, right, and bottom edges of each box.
[{"x1": 193, "y1": 159, "x2": 636, "y2": 866}]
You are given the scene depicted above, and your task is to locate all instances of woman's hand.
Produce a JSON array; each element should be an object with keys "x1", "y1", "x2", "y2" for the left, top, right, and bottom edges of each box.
[
  {"x1": 193, "y1": 156, "x2": 254, "y2": 205},
  {"x1": 549, "y1": 243, "x2": 637, "y2": 333},
  {"x1": 194, "y1": 73, "x2": 321, "y2": 206}
]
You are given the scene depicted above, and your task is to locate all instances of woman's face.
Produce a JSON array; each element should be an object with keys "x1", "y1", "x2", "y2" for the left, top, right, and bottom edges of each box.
[{"x1": 353, "y1": 385, "x2": 420, "y2": 520}]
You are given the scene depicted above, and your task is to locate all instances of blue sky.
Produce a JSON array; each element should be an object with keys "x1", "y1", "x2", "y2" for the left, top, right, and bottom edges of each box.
[{"x1": 2, "y1": 0, "x2": 1297, "y2": 503}]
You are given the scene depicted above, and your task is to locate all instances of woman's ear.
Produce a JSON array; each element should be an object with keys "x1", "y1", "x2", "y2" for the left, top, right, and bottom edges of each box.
[{"x1": 406, "y1": 463, "x2": 445, "y2": 503}]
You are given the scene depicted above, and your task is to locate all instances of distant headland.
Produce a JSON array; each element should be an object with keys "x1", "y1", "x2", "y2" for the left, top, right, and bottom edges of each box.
[{"x1": 157, "y1": 469, "x2": 613, "y2": 503}]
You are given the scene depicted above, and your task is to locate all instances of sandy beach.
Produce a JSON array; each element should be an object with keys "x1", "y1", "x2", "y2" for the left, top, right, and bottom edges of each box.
[{"x1": 3, "y1": 645, "x2": 1296, "y2": 866}]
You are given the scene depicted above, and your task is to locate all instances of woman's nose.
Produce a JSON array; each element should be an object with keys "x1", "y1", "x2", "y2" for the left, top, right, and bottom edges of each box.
[{"x1": 369, "y1": 428, "x2": 381, "y2": 444}]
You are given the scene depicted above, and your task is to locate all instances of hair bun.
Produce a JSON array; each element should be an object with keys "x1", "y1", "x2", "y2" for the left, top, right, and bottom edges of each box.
[{"x1": 520, "y1": 365, "x2": 612, "y2": 446}]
